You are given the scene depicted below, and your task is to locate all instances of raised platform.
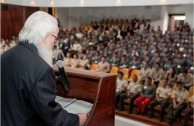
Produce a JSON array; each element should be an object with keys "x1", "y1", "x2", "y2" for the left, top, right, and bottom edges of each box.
[{"x1": 115, "y1": 106, "x2": 193, "y2": 126}]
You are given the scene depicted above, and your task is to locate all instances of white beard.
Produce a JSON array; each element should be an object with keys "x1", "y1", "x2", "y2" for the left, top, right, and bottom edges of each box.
[{"x1": 37, "y1": 43, "x2": 53, "y2": 67}]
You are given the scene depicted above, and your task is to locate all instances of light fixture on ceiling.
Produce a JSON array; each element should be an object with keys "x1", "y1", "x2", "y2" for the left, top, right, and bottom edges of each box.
[
  {"x1": 80, "y1": 0, "x2": 85, "y2": 6},
  {"x1": 30, "y1": 0, "x2": 35, "y2": 6},
  {"x1": 116, "y1": 0, "x2": 121, "y2": 5},
  {"x1": 50, "y1": 0, "x2": 55, "y2": 7},
  {"x1": 160, "y1": 0, "x2": 167, "y2": 4},
  {"x1": 0, "y1": 0, "x2": 5, "y2": 3}
]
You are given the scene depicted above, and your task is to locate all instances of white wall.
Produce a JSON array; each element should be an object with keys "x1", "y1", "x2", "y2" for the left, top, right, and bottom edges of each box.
[
  {"x1": 56, "y1": 4, "x2": 193, "y2": 32},
  {"x1": 56, "y1": 6, "x2": 162, "y2": 28},
  {"x1": 167, "y1": 4, "x2": 194, "y2": 28}
]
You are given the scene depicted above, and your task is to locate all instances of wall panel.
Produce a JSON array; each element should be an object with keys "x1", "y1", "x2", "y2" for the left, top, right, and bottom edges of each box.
[{"x1": 1, "y1": 4, "x2": 39, "y2": 40}]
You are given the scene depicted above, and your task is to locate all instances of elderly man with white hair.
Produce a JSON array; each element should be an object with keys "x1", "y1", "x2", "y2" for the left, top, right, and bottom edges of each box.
[{"x1": 1, "y1": 11, "x2": 87, "y2": 126}]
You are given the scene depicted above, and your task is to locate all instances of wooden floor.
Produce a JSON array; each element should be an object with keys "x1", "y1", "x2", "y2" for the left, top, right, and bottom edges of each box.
[{"x1": 115, "y1": 109, "x2": 193, "y2": 126}]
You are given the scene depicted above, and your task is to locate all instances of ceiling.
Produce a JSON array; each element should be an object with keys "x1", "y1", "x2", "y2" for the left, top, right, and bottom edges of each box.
[{"x1": 1, "y1": 0, "x2": 193, "y2": 7}]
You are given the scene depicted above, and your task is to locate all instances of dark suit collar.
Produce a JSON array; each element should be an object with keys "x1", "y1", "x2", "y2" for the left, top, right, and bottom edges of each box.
[{"x1": 18, "y1": 41, "x2": 39, "y2": 56}]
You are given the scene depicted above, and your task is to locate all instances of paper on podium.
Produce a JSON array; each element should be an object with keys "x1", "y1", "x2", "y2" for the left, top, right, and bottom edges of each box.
[
  {"x1": 55, "y1": 96, "x2": 76, "y2": 108},
  {"x1": 55, "y1": 96, "x2": 93, "y2": 114}
]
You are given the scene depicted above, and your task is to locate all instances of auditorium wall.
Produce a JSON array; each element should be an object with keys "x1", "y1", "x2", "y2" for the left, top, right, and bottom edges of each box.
[
  {"x1": 55, "y1": 6, "x2": 162, "y2": 28},
  {"x1": 167, "y1": 4, "x2": 194, "y2": 28},
  {"x1": 56, "y1": 4, "x2": 193, "y2": 32}
]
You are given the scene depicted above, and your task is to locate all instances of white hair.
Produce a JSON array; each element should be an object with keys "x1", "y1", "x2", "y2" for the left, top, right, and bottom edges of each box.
[{"x1": 19, "y1": 11, "x2": 58, "y2": 46}]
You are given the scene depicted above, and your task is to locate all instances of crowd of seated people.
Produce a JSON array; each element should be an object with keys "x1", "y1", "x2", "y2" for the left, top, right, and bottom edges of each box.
[
  {"x1": 1, "y1": 17, "x2": 193, "y2": 126},
  {"x1": 2, "y1": 18, "x2": 193, "y2": 75},
  {"x1": 0, "y1": 36, "x2": 18, "y2": 54},
  {"x1": 116, "y1": 71, "x2": 193, "y2": 126},
  {"x1": 54, "y1": 18, "x2": 193, "y2": 74}
]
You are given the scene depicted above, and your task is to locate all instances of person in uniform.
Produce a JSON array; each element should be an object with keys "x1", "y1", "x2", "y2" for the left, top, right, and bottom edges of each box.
[
  {"x1": 116, "y1": 71, "x2": 128, "y2": 109},
  {"x1": 148, "y1": 78, "x2": 172, "y2": 121},
  {"x1": 79, "y1": 54, "x2": 90, "y2": 70},
  {"x1": 166, "y1": 81, "x2": 188, "y2": 124},
  {"x1": 165, "y1": 67, "x2": 178, "y2": 87},
  {"x1": 177, "y1": 68, "x2": 193, "y2": 90},
  {"x1": 63, "y1": 52, "x2": 71, "y2": 66},
  {"x1": 134, "y1": 77, "x2": 155, "y2": 114},
  {"x1": 117, "y1": 75, "x2": 142, "y2": 112},
  {"x1": 139, "y1": 61, "x2": 151, "y2": 82},
  {"x1": 150, "y1": 63, "x2": 165, "y2": 88},
  {"x1": 183, "y1": 95, "x2": 194, "y2": 126},
  {"x1": 96, "y1": 56, "x2": 110, "y2": 73},
  {"x1": 71, "y1": 54, "x2": 80, "y2": 68}
]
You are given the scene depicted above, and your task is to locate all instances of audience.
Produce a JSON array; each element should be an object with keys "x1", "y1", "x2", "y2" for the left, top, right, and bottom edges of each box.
[
  {"x1": 134, "y1": 77, "x2": 155, "y2": 114},
  {"x1": 96, "y1": 56, "x2": 110, "y2": 73},
  {"x1": 148, "y1": 78, "x2": 172, "y2": 121},
  {"x1": 79, "y1": 54, "x2": 90, "y2": 70},
  {"x1": 150, "y1": 63, "x2": 165, "y2": 88},
  {"x1": 166, "y1": 81, "x2": 188, "y2": 124},
  {"x1": 1, "y1": 17, "x2": 193, "y2": 125},
  {"x1": 63, "y1": 52, "x2": 71, "y2": 66},
  {"x1": 183, "y1": 95, "x2": 194, "y2": 126},
  {"x1": 178, "y1": 68, "x2": 193, "y2": 90},
  {"x1": 117, "y1": 75, "x2": 141, "y2": 112},
  {"x1": 71, "y1": 54, "x2": 80, "y2": 68},
  {"x1": 165, "y1": 67, "x2": 178, "y2": 87},
  {"x1": 116, "y1": 72, "x2": 128, "y2": 109}
]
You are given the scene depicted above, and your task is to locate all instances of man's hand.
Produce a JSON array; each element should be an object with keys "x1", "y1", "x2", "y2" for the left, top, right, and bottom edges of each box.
[{"x1": 77, "y1": 113, "x2": 87, "y2": 126}]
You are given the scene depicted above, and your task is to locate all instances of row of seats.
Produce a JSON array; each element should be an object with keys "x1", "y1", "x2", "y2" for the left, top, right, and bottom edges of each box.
[
  {"x1": 90, "y1": 64, "x2": 140, "y2": 81},
  {"x1": 90, "y1": 63, "x2": 194, "y2": 103}
]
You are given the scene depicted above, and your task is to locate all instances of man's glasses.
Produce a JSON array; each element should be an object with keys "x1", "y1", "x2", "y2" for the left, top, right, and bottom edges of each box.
[{"x1": 51, "y1": 34, "x2": 59, "y2": 44}]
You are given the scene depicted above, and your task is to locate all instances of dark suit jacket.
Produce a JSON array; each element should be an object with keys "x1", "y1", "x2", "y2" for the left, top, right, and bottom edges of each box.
[{"x1": 1, "y1": 42, "x2": 79, "y2": 126}]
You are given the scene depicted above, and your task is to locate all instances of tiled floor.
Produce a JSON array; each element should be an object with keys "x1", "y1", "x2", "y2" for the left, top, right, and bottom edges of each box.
[{"x1": 115, "y1": 115, "x2": 150, "y2": 126}]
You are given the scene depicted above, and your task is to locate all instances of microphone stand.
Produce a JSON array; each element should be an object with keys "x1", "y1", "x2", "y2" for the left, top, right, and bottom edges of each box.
[{"x1": 56, "y1": 68, "x2": 69, "y2": 92}]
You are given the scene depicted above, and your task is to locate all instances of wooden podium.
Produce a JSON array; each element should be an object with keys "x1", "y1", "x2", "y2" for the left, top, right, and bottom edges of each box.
[{"x1": 53, "y1": 66, "x2": 116, "y2": 126}]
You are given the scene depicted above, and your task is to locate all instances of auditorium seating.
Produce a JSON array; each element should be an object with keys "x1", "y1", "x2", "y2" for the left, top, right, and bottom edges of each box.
[
  {"x1": 128, "y1": 69, "x2": 140, "y2": 82},
  {"x1": 188, "y1": 86, "x2": 194, "y2": 102},
  {"x1": 119, "y1": 68, "x2": 129, "y2": 79},
  {"x1": 90, "y1": 64, "x2": 98, "y2": 71},
  {"x1": 109, "y1": 66, "x2": 119, "y2": 75},
  {"x1": 120, "y1": 84, "x2": 193, "y2": 126}
]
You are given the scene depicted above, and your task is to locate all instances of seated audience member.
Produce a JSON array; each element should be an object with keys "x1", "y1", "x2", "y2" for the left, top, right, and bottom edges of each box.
[
  {"x1": 177, "y1": 68, "x2": 193, "y2": 90},
  {"x1": 129, "y1": 55, "x2": 141, "y2": 69},
  {"x1": 148, "y1": 78, "x2": 172, "y2": 121},
  {"x1": 119, "y1": 54, "x2": 130, "y2": 68},
  {"x1": 93, "y1": 52, "x2": 102, "y2": 64},
  {"x1": 77, "y1": 49, "x2": 84, "y2": 59},
  {"x1": 72, "y1": 40, "x2": 82, "y2": 51},
  {"x1": 150, "y1": 63, "x2": 164, "y2": 88},
  {"x1": 139, "y1": 61, "x2": 151, "y2": 82},
  {"x1": 110, "y1": 52, "x2": 120, "y2": 67},
  {"x1": 79, "y1": 55, "x2": 90, "y2": 70},
  {"x1": 52, "y1": 45, "x2": 65, "y2": 63},
  {"x1": 183, "y1": 95, "x2": 194, "y2": 126},
  {"x1": 116, "y1": 72, "x2": 128, "y2": 109},
  {"x1": 117, "y1": 75, "x2": 142, "y2": 112},
  {"x1": 63, "y1": 52, "x2": 71, "y2": 66},
  {"x1": 165, "y1": 67, "x2": 178, "y2": 87},
  {"x1": 96, "y1": 56, "x2": 110, "y2": 73},
  {"x1": 166, "y1": 81, "x2": 188, "y2": 124},
  {"x1": 71, "y1": 54, "x2": 80, "y2": 68},
  {"x1": 134, "y1": 77, "x2": 155, "y2": 114}
]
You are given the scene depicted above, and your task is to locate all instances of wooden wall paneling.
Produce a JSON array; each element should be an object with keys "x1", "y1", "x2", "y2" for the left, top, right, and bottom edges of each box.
[{"x1": 1, "y1": 4, "x2": 39, "y2": 40}]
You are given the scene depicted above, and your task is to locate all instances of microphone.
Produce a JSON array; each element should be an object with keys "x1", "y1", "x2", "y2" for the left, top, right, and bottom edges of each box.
[{"x1": 56, "y1": 60, "x2": 70, "y2": 91}]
